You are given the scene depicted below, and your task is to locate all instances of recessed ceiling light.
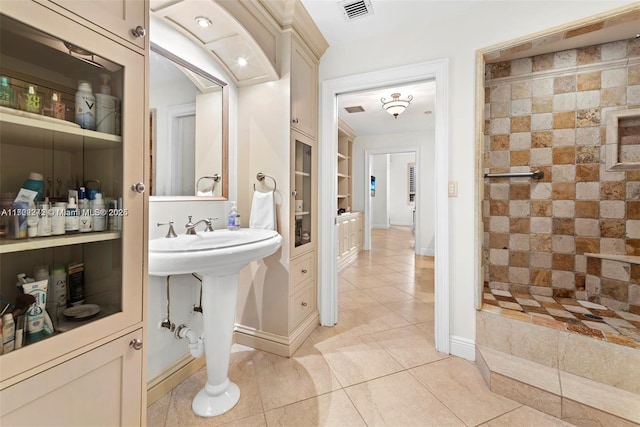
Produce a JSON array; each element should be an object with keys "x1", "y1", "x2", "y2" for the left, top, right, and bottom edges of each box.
[
  {"x1": 195, "y1": 16, "x2": 212, "y2": 28},
  {"x1": 237, "y1": 56, "x2": 249, "y2": 67}
]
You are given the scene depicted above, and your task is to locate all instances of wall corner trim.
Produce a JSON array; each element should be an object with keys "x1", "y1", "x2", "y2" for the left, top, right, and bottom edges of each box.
[{"x1": 450, "y1": 335, "x2": 476, "y2": 361}]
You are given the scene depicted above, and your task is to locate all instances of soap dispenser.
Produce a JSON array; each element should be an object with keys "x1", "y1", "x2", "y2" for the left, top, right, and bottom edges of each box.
[{"x1": 227, "y1": 202, "x2": 240, "y2": 230}]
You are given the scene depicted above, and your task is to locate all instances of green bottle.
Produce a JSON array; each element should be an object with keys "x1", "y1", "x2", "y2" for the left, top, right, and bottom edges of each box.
[
  {"x1": 0, "y1": 76, "x2": 15, "y2": 108},
  {"x1": 24, "y1": 85, "x2": 41, "y2": 114}
]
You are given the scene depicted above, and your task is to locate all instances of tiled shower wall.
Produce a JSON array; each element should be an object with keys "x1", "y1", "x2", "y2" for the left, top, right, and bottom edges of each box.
[{"x1": 482, "y1": 38, "x2": 640, "y2": 301}]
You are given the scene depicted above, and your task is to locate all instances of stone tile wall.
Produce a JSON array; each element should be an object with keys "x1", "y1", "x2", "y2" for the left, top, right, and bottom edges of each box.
[{"x1": 483, "y1": 37, "x2": 640, "y2": 300}]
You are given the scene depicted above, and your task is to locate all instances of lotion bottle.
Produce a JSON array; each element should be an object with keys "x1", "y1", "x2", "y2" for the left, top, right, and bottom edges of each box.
[
  {"x1": 91, "y1": 192, "x2": 106, "y2": 232},
  {"x1": 75, "y1": 81, "x2": 96, "y2": 130},
  {"x1": 2, "y1": 313, "x2": 15, "y2": 354},
  {"x1": 227, "y1": 201, "x2": 240, "y2": 230}
]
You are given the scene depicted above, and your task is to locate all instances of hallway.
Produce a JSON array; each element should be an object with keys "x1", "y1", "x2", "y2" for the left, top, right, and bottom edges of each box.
[{"x1": 148, "y1": 227, "x2": 572, "y2": 426}]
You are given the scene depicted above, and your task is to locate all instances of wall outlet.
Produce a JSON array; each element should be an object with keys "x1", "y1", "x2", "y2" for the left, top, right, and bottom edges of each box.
[{"x1": 448, "y1": 180, "x2": 458, "y2": 197}]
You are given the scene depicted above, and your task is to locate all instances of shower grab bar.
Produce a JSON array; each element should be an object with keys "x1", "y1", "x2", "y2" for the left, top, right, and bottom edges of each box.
[{"x1": 484, "y1": 170, "x2": 544, "y2": 180}]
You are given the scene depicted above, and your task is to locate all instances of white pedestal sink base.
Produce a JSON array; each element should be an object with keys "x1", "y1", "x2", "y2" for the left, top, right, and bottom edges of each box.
[
  {"x1": 192, "y1": 381, "x2": 240, "y2": 417},
  {"x1": 193, "y1": 272, "x2": 240, "y2": 418}
]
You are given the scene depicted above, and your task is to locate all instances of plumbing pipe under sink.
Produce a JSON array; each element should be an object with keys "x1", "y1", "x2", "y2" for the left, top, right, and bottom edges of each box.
[{"x1": 175, "y1": 324, "x2": 204, "y2": 359}]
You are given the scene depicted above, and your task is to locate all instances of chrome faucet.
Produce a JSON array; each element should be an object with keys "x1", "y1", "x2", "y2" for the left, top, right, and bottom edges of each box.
[
  {"x1": 157, "y1": 221, "x2": 178, "y2": 238},
  {"x1": 185, "y1": 216, "x2": 217, "y2": 234}
]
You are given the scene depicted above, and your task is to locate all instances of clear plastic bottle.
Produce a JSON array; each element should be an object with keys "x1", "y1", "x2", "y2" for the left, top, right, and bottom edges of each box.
[
  {"x1": 227, "y1": 201, "x2": 240, "y2": 230},
  {"x1": 75, "y1": 80, "x2": 96, "y2": 130},
  {"x1": 91, "y1": 192, "x2": 106, "y2": 232}
]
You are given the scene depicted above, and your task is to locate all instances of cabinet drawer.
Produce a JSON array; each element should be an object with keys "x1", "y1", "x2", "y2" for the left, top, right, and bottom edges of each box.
[
  {"x1": 290, "y1": 284, "x2": 316, "y2": 331},
  {"x1": 291, "y1": 251, "x2": 315, "y2": 293}
]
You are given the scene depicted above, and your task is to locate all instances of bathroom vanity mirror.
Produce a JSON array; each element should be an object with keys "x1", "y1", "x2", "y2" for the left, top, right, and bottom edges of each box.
[{"x1": 149, "y1": 43, "x2": 228, "y2": 198}]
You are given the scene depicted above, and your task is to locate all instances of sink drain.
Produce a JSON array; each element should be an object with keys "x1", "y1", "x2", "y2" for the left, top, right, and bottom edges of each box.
[{"x1": 584, "y1": 313, "x2": 603, "y2": 320}]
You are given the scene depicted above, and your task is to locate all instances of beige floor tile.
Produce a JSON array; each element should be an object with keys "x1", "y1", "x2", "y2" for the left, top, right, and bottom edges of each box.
[
  {"x1": 338, "y1": 277, "x2": 358, "y2": 293},
  {"x1": 314, "y1": 334, "x2": 404, "y2": 387},
  {"x1": 342, "y1": 274, "x2": 390, "y2": 289},
  {"x1": 375, "y1": 271, "x2": 416, "y2": 285},
  {"x1": 252, "y1": 342, "x2": 341, "y2": 411},
  {"x1": 392, "y1": 283, "x2": 435, "y2": 303},
  {"x1": 337, "y1": 289, "x2": 380, "y2": 310},
  {"x1": 363, "y1": 286, "x2": 414, "y2": 304},
  {"x1": 264, "y1": 390, "x2": 365, "y2": 427},
  {"x1": 345, "y1": 371, "x2": 464, "y2": 426},
  {"x1": 219, "y1": 413, "x2": 267, "y2": 427},
  {"x1": 369, "y1": 325, "x2": 448, "y2": 368},
  {"x1": 164, "y1": 360, "x2": 264, "y2": 426},
  {"x1": 410, "y1": 357, "x2": 521, "y2": 425},
  {"x1": 479, "y1": 406, "x2": 574, "y2": 426},
  {"x1": 355, "y1": 264, "x2": 398, "y2": 276},
  {"x1": 561, "y1": 398, "x2": 638, "y2": 427},
  {"x1": 491, "y1": 373, "x2": 562, "y2": 418},
  {"x1": 385, "y1": 300, "x2": 434, "y2": 324},
  {"x1": 147, "y1": 391, "x2": 170, "y2": 427},
  {"x1": 336, "y1": 304, "x2": 412, "y2": 338}
]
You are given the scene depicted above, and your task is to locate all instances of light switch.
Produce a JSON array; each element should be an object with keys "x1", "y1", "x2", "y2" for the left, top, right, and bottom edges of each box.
[{"x1": 448, "y1": 180, "x2": 458, "y2": 197}]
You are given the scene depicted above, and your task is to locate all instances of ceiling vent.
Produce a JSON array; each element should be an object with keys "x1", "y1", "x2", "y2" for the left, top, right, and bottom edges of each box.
[
  {"x1": 345, "y1": 106, "x2": 365, "y2": 113},
  {"x1": 338, "y1": 0, "x2": 374, "y2": 21}
]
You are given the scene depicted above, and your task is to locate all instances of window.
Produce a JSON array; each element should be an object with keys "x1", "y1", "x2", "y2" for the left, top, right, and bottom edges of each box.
[{"x1": 408, "y1": 162, "x2": 415, "y2": 205}]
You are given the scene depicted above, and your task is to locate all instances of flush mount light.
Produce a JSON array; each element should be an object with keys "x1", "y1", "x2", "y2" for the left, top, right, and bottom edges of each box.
[
  {"x1": 195, "y1": 16, "x2": 212, "y2": 28},
  {"x1": 381, "y1": 93, "x2": 413, "y2": 119},
  {"x1": 237, "y1": 56, "x2": 249, "y2": 67}
]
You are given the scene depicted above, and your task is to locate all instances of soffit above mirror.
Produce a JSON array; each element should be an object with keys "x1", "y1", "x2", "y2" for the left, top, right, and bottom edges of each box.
[{"x1": 150, "y1": 0, "x2": 279, "y2": 86}]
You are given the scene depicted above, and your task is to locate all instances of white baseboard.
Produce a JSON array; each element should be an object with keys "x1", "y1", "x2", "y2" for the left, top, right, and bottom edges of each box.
[
  {"x1": 234, "y1": 313, "x2": 319, "y2": 357},
  {"x1": 450, "y1": 335, "x2": 475, "y2": 361},
  {"x1": 147, "y1": 354, "x2": 206, "y2": 406}
]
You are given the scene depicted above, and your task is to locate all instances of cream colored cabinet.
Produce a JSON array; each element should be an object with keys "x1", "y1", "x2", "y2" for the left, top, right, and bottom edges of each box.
[
  {"x1": 36, "y1": 0, "x2": 148, "y2": 50},
  {"x1": 0, "y1": 329, "x2": 144, "y2": 425},
  {"x1": 336, "y1": 212, "x2": 362, "y2": 267},
  {"x1": 290, "y1": 38, "x2": 317, "y2": 138},
  {"x1": 0, "y1": 2, "x2": 147, "y2": 424}
]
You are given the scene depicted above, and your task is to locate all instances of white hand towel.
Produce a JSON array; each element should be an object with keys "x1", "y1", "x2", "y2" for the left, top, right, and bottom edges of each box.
[{"x1": 249, "y1": 191, "x2": 276, "y2": 230}]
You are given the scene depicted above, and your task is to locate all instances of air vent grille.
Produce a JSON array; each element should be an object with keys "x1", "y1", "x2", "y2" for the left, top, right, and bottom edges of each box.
[
  {"x1": 338, "y1": 0, "x2": 374, "y2": 21},
  {"x1": 345, "y1": 106, "x2": 365, "y2": 113}
]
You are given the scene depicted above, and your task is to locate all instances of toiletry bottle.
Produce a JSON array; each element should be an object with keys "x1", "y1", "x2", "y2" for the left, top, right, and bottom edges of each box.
[
  {"x1": 51, "y1": 202, "x2": 66, "y2": 235},
  {"x1": 67, "y1": 262, "x2": 84, "y2": 307},
  {"x1": 96, "y1": 74, "x2": 117, "y2": 134},
  {"x1": 227, "y1": 202, "x2": 240, "y2": 230},
  {"x1": 37, "y1": 198, "x2": 52, "y2": 236},
  {"x1": 75, "y1": 80, "x2": 96, "y2": 130},
  {"x1": 108, "y1": 199, "x2": 118, "y2": 231},
  {"x1": 78, "y1": 188, "x2": 91, "y2": 233},
  {"x1": 14, "y1": 315, "x2": 25, "y2": 349},
  {"x1": 65, "y1": 196, "x2": 79, "y2": 232},
  {"x1": 91, "y1": 192, "x2": 106, "y2": 231},
  {"x1": 23, "y1": 172, "x2": 44, "y2": 202},
  {"x1": 27, "y1": 201, "x2": 38, "y2": 238},
  {"x1": 50, "y1": 264, "x2": 67, "y2": 325},
  {"x1": 2, "y1": 313, "x2": 15, "y2": 354},
  {"x1": 43, "y1": 91, "x2": 66, "y2": 120},
  {"x1": 24, "y1": 84, "x2": 41, "y2": 114},
  {"x1": 0, "y1": 76, "x2": 15, "y2": 108}
]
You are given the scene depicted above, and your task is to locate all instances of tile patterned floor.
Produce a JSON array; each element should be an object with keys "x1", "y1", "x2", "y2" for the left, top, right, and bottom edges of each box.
[
  {"x1": 482, "y1": 288, "x2": 640, "y2": 349},
  {"x1": 148, "y1": 227, "x2": 574, "y2": 426}
]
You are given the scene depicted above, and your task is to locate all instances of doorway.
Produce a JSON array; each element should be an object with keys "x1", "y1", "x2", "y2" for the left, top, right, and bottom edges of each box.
[{"x1": 318, "y1": 58, "x2": 450, "y2": 354}]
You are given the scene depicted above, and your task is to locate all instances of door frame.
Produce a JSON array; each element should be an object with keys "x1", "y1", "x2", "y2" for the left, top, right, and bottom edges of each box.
[{"x1": 318, "y1": 58, "x2": 450, "y2": 354}]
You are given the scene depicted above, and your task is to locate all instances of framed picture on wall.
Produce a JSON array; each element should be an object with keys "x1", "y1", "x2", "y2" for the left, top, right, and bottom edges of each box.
[{"x1": 370, "y1": 175, "x2": 376, "y2": 197}]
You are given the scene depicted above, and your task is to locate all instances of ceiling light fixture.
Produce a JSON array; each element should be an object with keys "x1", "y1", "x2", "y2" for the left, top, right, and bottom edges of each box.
[
  {"x1": 237, "y1": 56, "x2": 248, "y2": 67},
  {"x1": 381, "y1": 93, "x2": 413, "y2": 118},
  {"x1": 195, "y1": 16, "x2": 212, "y2": 28}
]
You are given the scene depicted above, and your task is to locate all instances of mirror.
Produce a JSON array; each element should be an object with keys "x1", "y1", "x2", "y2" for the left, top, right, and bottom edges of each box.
[{"x1": 149, "y1": 43, "x2": 228, "y2": 198}]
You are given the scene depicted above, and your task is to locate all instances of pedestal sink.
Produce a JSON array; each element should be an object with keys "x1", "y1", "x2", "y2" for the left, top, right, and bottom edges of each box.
[{"x1": 149, "y1": 228, "x2": 282, "y2": 417}]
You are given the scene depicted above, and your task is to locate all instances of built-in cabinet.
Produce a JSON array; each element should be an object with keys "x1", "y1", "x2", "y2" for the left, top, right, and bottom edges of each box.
[
  {"x1": 337, "y1": 118, "x2": 355, "y2": 212},
  {"x1": 235, "y1": 6, "x2": 327, "y2": 357},
  {"x1": 337, "y1": 212, "x2": 363, "y2": 267},
  {"x1": 0, "y1": 1, "x2": 147, "y2": 424}
]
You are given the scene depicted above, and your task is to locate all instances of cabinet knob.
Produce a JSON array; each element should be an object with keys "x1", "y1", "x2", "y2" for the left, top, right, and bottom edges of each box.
[
  {"x1": 132, "y1": 182, "x2": 146, "y2": 193},
  {"x1": 292, "y1": 117, "x2": 299, "y2": 124},
  {"x1": 301, "y1": 301, "x2": 308, "y2": 307},
  {"x1": 301, "y1": 269, "x2": 308, "y2": 274},
  {"x1": 130, "y1": 338, "x2": 143, "y2": 350},
  {"x1": 131, "y1": 26, "x2": 146, "y2": 38}
]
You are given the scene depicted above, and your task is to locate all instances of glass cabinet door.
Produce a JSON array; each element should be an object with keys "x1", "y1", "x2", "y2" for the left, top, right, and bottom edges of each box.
[
  {"x1": 292, "y1": 131, "x2": 315, "y2": 255},
  {"x1": 0, "y1": 8, "x2": 144, "y2": 383}
]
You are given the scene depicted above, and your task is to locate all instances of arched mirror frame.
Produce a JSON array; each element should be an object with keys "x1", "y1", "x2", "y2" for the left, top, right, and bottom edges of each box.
[{"x1": 149, "y1": 42, "x2": 229, "y2": 201}]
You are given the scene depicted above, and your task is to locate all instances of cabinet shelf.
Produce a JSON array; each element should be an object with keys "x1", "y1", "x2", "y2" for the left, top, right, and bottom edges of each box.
[
  {"x1": 337, "y1": 173, "x2": 349, "y2": 178},
  {"x1": 0, "y1": 231, "x2": 121, "y2": 254},
  {"x1": 295, "y1": 170, "x2": 311, "y2": 177},
  {"x1": 0, "y1": 107, "x2": 122, "y2": 151},
  {"x1": 337, "y1": 153, "x2": 348, "y2": 160}
]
